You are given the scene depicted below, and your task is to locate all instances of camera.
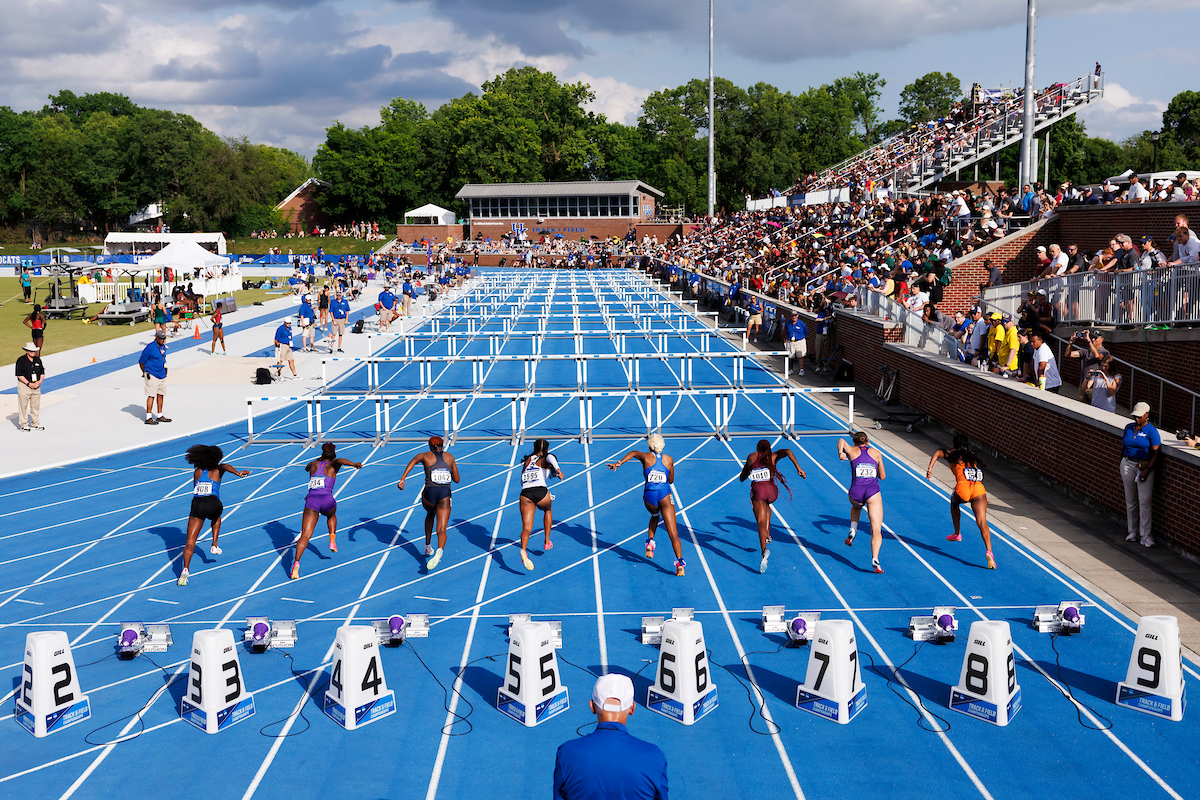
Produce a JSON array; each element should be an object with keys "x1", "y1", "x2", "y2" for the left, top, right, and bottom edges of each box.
[
  {"x1": 1072, "y1": 330, "x2": 1089, "y2": 342},
  {"x1": 1176, "y1": 429, "x2": 1191, "y2": 441}
]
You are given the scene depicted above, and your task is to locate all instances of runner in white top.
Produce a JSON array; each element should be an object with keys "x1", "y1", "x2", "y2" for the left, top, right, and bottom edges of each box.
[{"x1": 517, "y1": 438, "x2": 565, "y2": 571}]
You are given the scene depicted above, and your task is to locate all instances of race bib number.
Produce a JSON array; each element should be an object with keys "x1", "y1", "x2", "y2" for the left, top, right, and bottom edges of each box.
[
  {"x1": 430, "y1": 469, "x2": 452, "y2": 485},
  {"x1": 520, "y1": 469, "x2": 541, "y2": 485},
  {"x1": 962, "y1": 467, "x2": 984, "y2": 482},
  {"x1": 308, "y1": 477, "x2": 326, "y2": 490},
  {"x1": 193, "y1": 482, "x2": 213, "y2": 497},
  {"x1": 647, "y1": 470, "x2": 667, "y2": 484},
  {"x1": 749, "y1": 468, "x2": 771, "y2": 482},
  {"x1": 854, "y1": 464, "x2": 877, "y2": 479}
]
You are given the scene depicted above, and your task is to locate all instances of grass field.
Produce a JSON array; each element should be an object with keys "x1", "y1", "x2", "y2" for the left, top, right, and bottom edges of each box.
[
  {"x1": 0, "y1": 277, "x2": 280, "y2": 366},
  {"x1": 0, "y1": 235, "x2": 395, "y2": 257}
]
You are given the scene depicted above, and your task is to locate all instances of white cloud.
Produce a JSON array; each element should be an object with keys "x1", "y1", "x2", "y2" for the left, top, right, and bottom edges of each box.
[
  {"x1": 570, "y1": 73, "x2": 652, "y2": 124},
  {"x1": 1078, "y1": 82, "x2": 1166, "y2": 141}
]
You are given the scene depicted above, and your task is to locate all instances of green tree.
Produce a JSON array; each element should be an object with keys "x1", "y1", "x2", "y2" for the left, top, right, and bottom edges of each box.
[
  {"x1": 898, "y1": 72, "x2": 963, "y2": 124},
  {"x1": 42, "y1": 90, "x2": 140, "y2": 125},
  {"x1": 1161, "y1": 90, "x2": 1200, "y2": 165},
  {"x1": 830, "y1": 72, "x2": 886, "y2": 144}
]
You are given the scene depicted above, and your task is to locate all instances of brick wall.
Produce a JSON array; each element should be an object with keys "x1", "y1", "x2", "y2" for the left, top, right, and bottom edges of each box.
[
  {"x1": 884, "y1": 342, "x2": 1200, "y2": 557},
  {"x1": 278, "y1": 184, "x2": 329, "y2": 233},
  {"x1": 831, "y1": 311, "x2": 902, "y2": 382}
]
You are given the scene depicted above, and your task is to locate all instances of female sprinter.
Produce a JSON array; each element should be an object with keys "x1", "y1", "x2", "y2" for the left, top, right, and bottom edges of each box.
[
  {"x1": 178, "y1": 445, "x2": 250, "y2": 586},
  {"x1": 23, "y1": 305, "x2": 46, "y2": 356},
  {"x1": 838, "y1": 431, "x2": 886, "y2": 574},
  {"x1": 210, "y1": 301, "x2": 226, "y2": 355},
  {"x1": 926, "y1": 433, "x2": 996, "y2": 569},
  {"x1": 291, "y1": 443, "x2": 362, "y2": 579},
  {"x1": 607, "y1": 434, "x2": 686, "y2": 577},
  {"x1": 739, "y1": 439, "x2": 806, "y2": 573},
  {"x1": 397, "y1": 436, "x2": 460, "y2": 570},
  {"x1": 517, "y1": 438, "x2": 565, "y2": 571}
]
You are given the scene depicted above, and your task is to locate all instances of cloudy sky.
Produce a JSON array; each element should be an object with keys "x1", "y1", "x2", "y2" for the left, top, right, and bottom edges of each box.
[{"x1": 1, "y1": 0, "x2": 1195, "y2": 159}]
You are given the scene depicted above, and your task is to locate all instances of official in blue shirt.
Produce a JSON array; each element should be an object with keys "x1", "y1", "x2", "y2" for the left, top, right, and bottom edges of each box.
[
  {"x1": 784, "y1": 308, "x2": 808, "y2": 375},
  {"x1": 329, "y1": 292, "x2": 350, "y2": 353},
  {"x1": 298, "y1": 295, "x2": 317, "y2": 351},
  {"x1": 745, "y1": 296, "x2": 763, "y2": 342},
  {"x1": 274, "y1": 319, "x2": 297, "y2": 379},
  {"x1": 138, "y1": 330, "x2": 171, "y2": 425},
  {"x1": 377, "y1": 286, "x2": 396, "y2": 331},
  {"x1": 553, "y1": 674, "x2": 667, "y2": 800},
  {"x1": 1121, "y1": 401, "x2": 1161, "y2": 547},
  {"x1": 401, "y1": 278, "x2": 414, "y2": 317}
]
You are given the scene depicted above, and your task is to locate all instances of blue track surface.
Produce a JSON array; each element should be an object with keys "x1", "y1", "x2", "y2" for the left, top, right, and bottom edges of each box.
[{"x1": 1, "y1": 270, "x2": 1197, "y2": 800}]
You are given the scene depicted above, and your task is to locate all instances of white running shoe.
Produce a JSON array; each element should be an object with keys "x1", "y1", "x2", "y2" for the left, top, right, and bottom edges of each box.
[
  {"x1": 177, "y1": 568, "x2": 189, "y2": 586},
  {"x1": 425, "y1": 544, "x2": 435, "y2": 557},
  {"x1": 427, "y1": 547, "x2": 443, "y2": 569},
  {"x1": 210, "y1": 545, "x2": 222, "y2": 555},
  {"x1": 759, "y1": 550, "x2": 770, "y2": 573}
]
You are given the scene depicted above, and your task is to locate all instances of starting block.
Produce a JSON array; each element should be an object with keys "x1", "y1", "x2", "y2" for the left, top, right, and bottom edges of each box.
[
  {"x1": 647, "y1": 616, "x2": 718, "y2": 725},
  {"x1": 795, "y1": 619, "x2": 866, "y2": 724},
  {"x1": 181, "y1": 629, "x2": 256, "y2": 734},
  {"x1": 641, "y1": 616, "x2": 665, "y2": 646},
  {"x1": 15, "y1": 631, "x2": 91, "y2": 738},
  {"x1": 117, "y1": 622, "x2": 173, "y2": 658},
  {"x1": 761, "y1": 605, "x2": 787, "y2": 633},
  {"x1": 1116, "y1": 615, "x2": 1186, "y2": 721},
  {"x1": 498, "y1": 621, "x2": 568, "y2": 726},
  {"x1": 324, "y1": 625, "x2": 397, "y2": 730},
  {"x1": 950, "y1": 620, "x2": 1021, "y2": 726}
]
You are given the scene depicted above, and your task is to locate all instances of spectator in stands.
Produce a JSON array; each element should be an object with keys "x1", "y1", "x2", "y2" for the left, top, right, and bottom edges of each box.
[
  {"x1": 1032, "y1": 289, "x2": 1057, "y2": 339},
  {"x1": 922, "y1": 302, "x2": 954, "y2": 335},
  {"x1": 1090, "y1": 355, "x2": 1121, "y2": 413},
  {"x1": 1169, "y1": 220, "x2": 1199, "y2": 267},
  {"x1": 1121, "y1": 402, "x2": 1160, "y2": 548},
  {"x1": 980, "y1": 258, "x2": 1003, "y2": 292},
  {"x1": 1029, "y1": 331, "x2": 1061, "y2": 391},
  {"x1": 966, "y1": 307, "x2": 988, "y2": 366},
  {"x1": 1126, "y1": 175, "x2": 1150, "y2": 204},
  {"x1": 1015, "y1": 328, "x2": 1036, "y2": 384},
  {"x1": 1067, "y1": 329, "x2": 1109, "y2": 402},
  {"x1": 986, "y1": 312, "x2": 1005, "y2": 367},
  {"x1": 995, "y1": 314, "x2": 1019, "y2": 376}
]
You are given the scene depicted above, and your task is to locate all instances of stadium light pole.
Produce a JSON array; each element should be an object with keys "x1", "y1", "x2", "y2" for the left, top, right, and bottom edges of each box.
[
  {"x1": 707, "y1": 0, "x2": 715, "y2": 218},
  {"x1": 1018, "y1": 0, "x2": 1036, "y2": 188}
]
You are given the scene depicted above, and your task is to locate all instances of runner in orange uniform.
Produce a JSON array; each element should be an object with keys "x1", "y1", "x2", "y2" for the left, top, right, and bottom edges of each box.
[{"x1": 926, "y1": 433, "x2": 995, "y2": 569}]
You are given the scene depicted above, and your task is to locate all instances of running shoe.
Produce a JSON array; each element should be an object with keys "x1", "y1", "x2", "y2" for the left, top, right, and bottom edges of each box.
[
  {"x1": 845, "y1": 531, "x2": 856, "y2": 547},
  {"x1": 329, "y1": 536, "x2": 338, "y2": 554},
  {"x1": 645, "y1": 538, "x2": 656, "y2": 558},
  {"x1": 428, "y1": 547, "x2": 443, "y2": 569},
  {"x1": 946, "y1": 533, "x2": 962, "y2": 542},
  {"x1": 290, "y1": 562, "x2": 300, "y2": 580},
  {"x1": 521, "y1": 551, "x2": 534, "y2": 571},
  {"x1": 543, "y1": 540, "x2": 553, "y2": 550},
  {"x1": 674, "y1": 558, "x2": 686, "y2": 577},
  {"x1": 759, "y1": 550, "x2": 770, "y2": 574},
  {"x1": 210, "y1": 545, "x2": 222, "y2": 555},
  {"x1": 425, "y1": 544, "x2": 435, "y2": 557},
  {"x1": 872, "y1": 558, "x2": 883, "y2": 574},
  {"x1": 986, "y1": 550, "x2": 996, "y2": 569},
  {"x1": 177, "y1": 568, "x2": 189, "y2": 586}
]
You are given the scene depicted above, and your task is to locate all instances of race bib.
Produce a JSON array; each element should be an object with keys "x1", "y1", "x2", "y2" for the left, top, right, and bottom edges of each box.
[
  {"x1": 308, "y1": 477, "x2": 326, "y2": 490},
  {"x1": 854, "y1": 464, "x2": 877, "y2": 479},
  {"x1": 962, "y1": 467, "x2": 984, "y2": 482},
  {"x1": 430, "y1": 469, "x2": 452, "y2": 485},
  {"x1": 749, "y1": 468, "x2": 771, "y2": 482},
  {"x1": 646, "y1": 470, "x2": 667, "y2": 484},
  {"x1": 193, "y1": 482, "x2": 213, "y2": 497},
  {"x1": 520, "y1": 469, "x2": 541, "y2": 485}
]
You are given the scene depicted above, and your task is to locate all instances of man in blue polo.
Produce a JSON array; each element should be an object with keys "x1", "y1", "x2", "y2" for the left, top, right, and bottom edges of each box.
[
  {"x1": 330, "y1": 290, "x2": 350, "y2": 353},
  {"x1": 138, "y1": 329, "x2": 171, "y2": 425},
  {"x1": 274, "y1": 318, "x2": 297, "y2": 380},
  {"x1": 745, "y1": 295, "x2": 763, "y2": 343},
  {"x1": 784, "y1": 308, "x2": 808, "y2": 376},
  {"x1": 401, "y1": 275, "x2": 415, "y2": 317},
  {"x1": 377, "y1": 284, "x2": 396, "y2": 332},
  {"x1": 553, "y1": 674, "x2": 667, "y2": 800}
]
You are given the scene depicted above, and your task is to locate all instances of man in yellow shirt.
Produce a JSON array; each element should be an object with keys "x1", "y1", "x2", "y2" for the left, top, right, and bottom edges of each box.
[
  {"x1": 986, "y1": 312, "x2": 1005, "y2": 369},
  {"x1": 996, "y1": 314, "x2": 1019, "y2": 375}
]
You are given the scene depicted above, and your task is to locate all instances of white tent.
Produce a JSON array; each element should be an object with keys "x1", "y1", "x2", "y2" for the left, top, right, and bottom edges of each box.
[
  {"x1": 103, "y1": 231, "x2": 228, "y2": 255},
  {"x1": 135, "y1": 240, "x2": 229, "y2": 273},
  {"x1": 404, "y1": 203, "x2": 456, "y2": 225}
]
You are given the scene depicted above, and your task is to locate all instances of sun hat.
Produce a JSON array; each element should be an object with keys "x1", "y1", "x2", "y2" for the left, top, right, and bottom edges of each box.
[{"x1": 592, "y1": 674, "x2": 634, "y2": 713}]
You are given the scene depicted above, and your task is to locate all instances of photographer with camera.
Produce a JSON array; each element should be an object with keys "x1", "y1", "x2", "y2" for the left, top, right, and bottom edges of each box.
[
  {"x1": 1067, "y1": 328, "x2": 1109, "y2": 403},
  {"x1": 1089, "y1": 355, "x2": 1122, "y2": 414}
]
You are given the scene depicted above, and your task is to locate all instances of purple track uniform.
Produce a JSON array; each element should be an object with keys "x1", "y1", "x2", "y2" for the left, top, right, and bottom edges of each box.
[
  {"x1": 848, "y1": 448, "x2": 881, "y2": 505},
  {"x1": 304, "y1": 460, "x2": 338, "y2": 515}
]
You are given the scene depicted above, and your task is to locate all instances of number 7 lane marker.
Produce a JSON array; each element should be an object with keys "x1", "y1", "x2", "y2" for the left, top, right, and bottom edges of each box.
[{"x1": 784, "y1": 434, "x2": 1185, "y2": 800}]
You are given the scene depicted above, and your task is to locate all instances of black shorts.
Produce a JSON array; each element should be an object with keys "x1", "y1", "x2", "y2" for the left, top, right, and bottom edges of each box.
[
  {"x1": 189, "y1": 496, "x2": 223, "y2": 522},
  {"x1": 422, "y1": 484, "x2": 452, "y2": 507},
  {"x1": 520, "y1": 487, "x2": 549, "y2": 504},
  {"x1": 31, "y1": 329, "x2": 43, "y2": 341}
]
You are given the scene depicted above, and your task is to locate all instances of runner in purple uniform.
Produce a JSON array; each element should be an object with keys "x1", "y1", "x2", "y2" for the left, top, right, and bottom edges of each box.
[
  {"x1": 291, "y1": 442, "x2": 362, "y2": 579},
  {"x1": 739, "y1": 439, "x2": 805, "y2": 574},
  {"x1": 837, "y1": 431, "x2": 886, "y2": 574}
]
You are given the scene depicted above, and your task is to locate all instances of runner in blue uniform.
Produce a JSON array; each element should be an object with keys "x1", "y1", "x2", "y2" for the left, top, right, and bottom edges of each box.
[
  {"x1": 397, "y1": 436, "x2": 460, "y2": 570},
  {"x1": 292, "y1": 443, "x2": 362, "y2": 579},
  {"x1": 838, "y1": 431, "x2": 886, "y2": 574},
  {"x1": 179, "y1": 445, "x2": 250, "y2": 586},
  {"x1": 517, "y1": 438, "x2": 564, "y2": 571},
  {"x1": 607, "y1": 434, "x2": 685, "y2": 576}
]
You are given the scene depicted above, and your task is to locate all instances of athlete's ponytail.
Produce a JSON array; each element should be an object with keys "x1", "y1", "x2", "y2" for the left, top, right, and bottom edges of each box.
[
  {"x1": 321, "y1": 442, "x2": 337, "y2": 461},
  {"x1": 949, "y1": 433, "x2": 981, "y2": 468}
]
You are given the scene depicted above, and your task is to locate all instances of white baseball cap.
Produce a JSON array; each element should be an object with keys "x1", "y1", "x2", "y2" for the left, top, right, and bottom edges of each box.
[{"x1": 591, "y1": 673, "x2": 634, "y2": 713}]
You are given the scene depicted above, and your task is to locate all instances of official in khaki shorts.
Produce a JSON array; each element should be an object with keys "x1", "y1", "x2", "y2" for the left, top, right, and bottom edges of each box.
[{"x1": 138, "y1": 329, "x2": 171, "y2": 425}]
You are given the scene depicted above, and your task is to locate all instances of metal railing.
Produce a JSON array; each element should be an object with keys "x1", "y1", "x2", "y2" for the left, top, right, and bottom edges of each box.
[{"x1": 984, "y1": 263, "x2": 1200, "y2": 326}]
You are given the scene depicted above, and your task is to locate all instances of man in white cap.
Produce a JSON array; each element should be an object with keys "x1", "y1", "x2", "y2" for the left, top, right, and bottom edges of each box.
[
  {"x1": 1121, "y1": 401, "x2": 1160, "y2": 547},
  {"x1": 553, "y1": 673, "x2": 668, "y2": 800},
  {"x1": 15, "y1": 342, "x2": 44, "y2": 431}
]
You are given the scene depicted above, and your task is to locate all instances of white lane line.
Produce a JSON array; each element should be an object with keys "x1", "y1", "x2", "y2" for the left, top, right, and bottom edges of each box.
[
  {"x1": 583, "y1": 441, "x2": 608, "y2": 674},
  {"x1": 145, "y1": 598, "x2": 179, "y2": 605},
  {"x1": 413, "y1": 596, "x2": 449, "y2": 602},
  {"x1": 785, "y1": 435, "x2": 1183, "y2": 800},
  {"x1": 670, "y1": 456, "x2": 805, "y2": 800},
  {"x1": 279, "y1": 597, "x2": 313, "y2": 604},
  {"x1": 12, "y1": 599, "x2": 41, "y2": 605},
  {"x1": 423, "y1": 444, "x2": 517, "y2": 800}
]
